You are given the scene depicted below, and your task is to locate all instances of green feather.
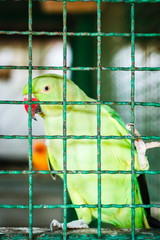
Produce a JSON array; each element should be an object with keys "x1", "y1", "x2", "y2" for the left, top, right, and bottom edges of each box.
[{"x1": 102, "y1": 105, "x2": 128, "y2": 131}]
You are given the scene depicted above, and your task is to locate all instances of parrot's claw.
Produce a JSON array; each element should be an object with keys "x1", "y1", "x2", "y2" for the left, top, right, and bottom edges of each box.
[
  {"x1": 33, "y1": 116, "x2": 37, "y2": 121},
  {"x1": 50, "y1": 219, "x2": 62, "y2": 232},
  {"x1": 126, "y1": 123, "x2": 135, "y2": 128},
  {"x1": 127, "y1": 133, "x2": 132, "y2": 137},
  {"x1": 50, "y1": 219, "x2": 89, "y2": 232}
]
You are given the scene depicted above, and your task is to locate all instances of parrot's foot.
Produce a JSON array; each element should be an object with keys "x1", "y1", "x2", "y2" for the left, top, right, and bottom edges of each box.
[
  {"x1": 126, "y1": 123, "x2": 160, "y2": 169},
  {"x1": 66, "y1": 219, "x2": 89, "y2": 229},
  {"x1": 50, "y1": 219, "x2": 62, "y2": 232},
  {"x1": 126, "y1": 123, "x2": 147, "y2": 169},
  {"x1": 50, "y1": 219, "x2": 89, "y2": 232}
]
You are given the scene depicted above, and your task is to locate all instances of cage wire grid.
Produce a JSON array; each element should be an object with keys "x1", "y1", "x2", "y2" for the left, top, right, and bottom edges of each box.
[{"x1": 0, "y1": 0, "x2": 160, "y2": 240}]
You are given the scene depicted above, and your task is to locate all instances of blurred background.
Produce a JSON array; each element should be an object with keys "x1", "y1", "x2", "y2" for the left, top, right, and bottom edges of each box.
[{"x1": 0, "y1": 1, "x2": 160, "y2": 228}]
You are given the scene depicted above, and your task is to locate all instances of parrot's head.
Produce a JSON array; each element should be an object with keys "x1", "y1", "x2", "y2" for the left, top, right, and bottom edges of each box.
[
  {"x1": 23, "y1": 74, "x2": 66, "y2": 119},
  {"x1": 23, "y1": 73, "x2": 87, "y2": 119}
]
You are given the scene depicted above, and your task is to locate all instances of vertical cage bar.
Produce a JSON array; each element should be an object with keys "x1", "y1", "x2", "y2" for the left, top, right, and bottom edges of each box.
[
  {"x1": 63, "y1": 0, "x2": 67, "y2": 239},
  {"x1": 28, "y1": 0, "x2": 33, "y2": 239},
  {"x1": 131, "y1": 3, "x2": 135, "y2": 240},
  {"x1": 97, "y1": 0, "x2": 101, "y2": 237}
]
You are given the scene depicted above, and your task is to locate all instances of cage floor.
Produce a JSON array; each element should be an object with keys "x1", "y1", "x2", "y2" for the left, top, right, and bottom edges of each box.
[{"x1": 0, "y1": 227, "x2": 160, "y2": 240}]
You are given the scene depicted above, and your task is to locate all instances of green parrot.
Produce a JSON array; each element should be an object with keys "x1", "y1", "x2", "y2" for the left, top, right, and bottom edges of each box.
[{"x1": 23, "y1": 73, "x2": 151, "y2": 229}]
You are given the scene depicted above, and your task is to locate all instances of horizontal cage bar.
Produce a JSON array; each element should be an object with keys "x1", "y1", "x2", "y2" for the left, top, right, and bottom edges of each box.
[
  {"x1": 0, "y1": 203, "x2": 160, "y2": 209},
  {"x1": 0, "y1": 170, "x2": 160, "y2": 175},
  {"x1": 0, "y1": 135, "x2": 160, "y2": 140},
  {"x1": 1, "y1": 66, "x2": 160, "y2": 71},
  {"x1": 1, "y1": 30, "x2": 160, "y2": 37},
  {"x1": 0, "y1": 101, "x2": 160, "y2": 107},
  {"x1": 0, "y1": 65, "x2": 160, "y2": 72}
]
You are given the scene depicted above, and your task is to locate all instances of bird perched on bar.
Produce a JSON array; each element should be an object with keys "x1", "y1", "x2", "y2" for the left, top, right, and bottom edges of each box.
[{"x1": 23, "y1": 73, "x2": 160, "y2": 230}]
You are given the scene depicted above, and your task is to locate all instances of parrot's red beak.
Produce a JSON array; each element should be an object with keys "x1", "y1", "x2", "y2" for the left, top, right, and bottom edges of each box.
[{"x1": 24, "y1": 95, "x2": 39, "y2": 120}]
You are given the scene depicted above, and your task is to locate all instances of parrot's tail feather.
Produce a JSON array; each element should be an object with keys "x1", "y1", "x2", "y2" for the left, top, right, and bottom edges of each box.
[
  {"x1": 137, "y1": 174, "x2": 160, "y2": 228},
  {"x1": 148, "y1": 217, "x2": 160, "y2": 228},
  {"x1": 143, "y1": 213, "x2": 150, "y2": 228},
  {"x1": 136, "y1": 175, "x2": 150, "y2": 228}
]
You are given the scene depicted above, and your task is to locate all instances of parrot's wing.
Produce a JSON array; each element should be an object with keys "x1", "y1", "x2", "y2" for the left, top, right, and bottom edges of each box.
[
  {"x1": 102, "y1": 104, "x2": 134, "y2": 149},
  {"x1": 102, "y1": 105, "x2": 151, "y2": 227},
  {"x1": 102, "y1": 104, "x2": 129, "y2": 133}
]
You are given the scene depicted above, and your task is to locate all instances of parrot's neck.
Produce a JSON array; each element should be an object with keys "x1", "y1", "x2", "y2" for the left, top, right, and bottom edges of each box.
[
  {"x1": 43, "y1": 104, "x2": 97, "y2": 136},
  {"x1": 44, "y1": 114, "x2": 63, "y2": 135}
]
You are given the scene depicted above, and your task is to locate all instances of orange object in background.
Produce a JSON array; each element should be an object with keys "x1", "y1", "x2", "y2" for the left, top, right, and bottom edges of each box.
[
  {"x1": 32, "y1": 141, "x2": 49, "y2": 170},
  {"x1": 41, "y1": 2, "x2": 98, "y2": 14}
]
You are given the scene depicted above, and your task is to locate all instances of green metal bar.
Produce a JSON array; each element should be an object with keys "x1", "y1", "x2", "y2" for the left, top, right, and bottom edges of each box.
[
  {"x1": 28, "y1": 0, "x2": 33, "y2": 239},
  {"x1": 1, "y1": 135, "x2": 160, "y2": 141},
  {"x1": 1, "y1": 65, "x2": 160, "y2": 72},
  {"x1": 0, "y1": 169, "x2": 160, "y2": 175},
  {"x1": 0, "y1": 203, "x2": 160, "y2": 209},
  {"x1": 97, "y1": 0, "x2": 101, "y2": 237},
  {"x1": 131, "y1": 3, "x2": 135, "y2": 239},
  {"x1": 1, "y1": 100, "x2": 160, "y2": 108},
  {"x1": 63, "y1": 0, "x2": 67, "y2": 239},
  {"x1": 1, "y1": 30, "x2": 160, "y2": 38}
]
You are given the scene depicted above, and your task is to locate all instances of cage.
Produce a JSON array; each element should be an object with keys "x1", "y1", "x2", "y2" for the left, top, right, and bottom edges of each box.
[{"x1": 0, "y1": 0, "x2": 160, "y2": 239}]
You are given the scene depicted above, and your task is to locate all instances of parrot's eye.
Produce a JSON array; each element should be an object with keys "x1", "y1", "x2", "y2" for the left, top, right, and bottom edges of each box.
[{"x1": 43, "y1": 85, "x2": 51, "y2": 93}]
